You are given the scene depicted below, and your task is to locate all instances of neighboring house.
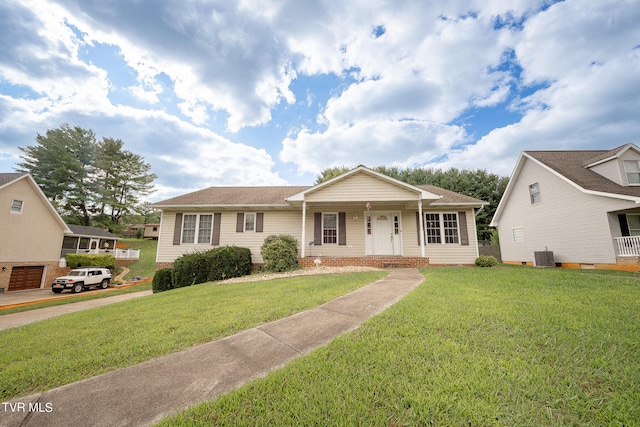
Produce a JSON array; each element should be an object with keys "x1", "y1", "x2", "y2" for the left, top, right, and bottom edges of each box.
[
  {"x1": 491, "y1": 143, "x2": 640, "y2": 270},
  {"x1": 0, "y1": 173, "x2": 70, "y2": 292},
  {"x1": 153, "y1": 166, "x2": 487, "y2": 269},
  {"x1": 123, "y1": 224, "x2": 144, "y2": 238},
  {"x1": 144, "y1": 223, "x2": 160, "y2": 239},
  {"x1": 61, "y1": 225, "x2": 119, "y2": 257}
]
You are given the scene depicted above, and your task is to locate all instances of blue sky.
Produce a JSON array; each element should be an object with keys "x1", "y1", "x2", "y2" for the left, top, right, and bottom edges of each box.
[{"x1": 1, "y1": 0, "x2": 639, "y2": 202}]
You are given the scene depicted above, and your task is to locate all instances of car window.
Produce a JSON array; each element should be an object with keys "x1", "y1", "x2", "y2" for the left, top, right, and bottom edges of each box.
[{"x1": 69, "y1": 271, "x2": 85, "y2": 276}]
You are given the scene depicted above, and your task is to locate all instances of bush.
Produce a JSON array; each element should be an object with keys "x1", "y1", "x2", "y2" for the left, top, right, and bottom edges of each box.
[
  {"x1": 172, "y1": 246, "x2": 252, "y2": 288},
  {"x1": 475, "y1": 255, "x2": 499, "y2": 268},
  {"x1": 261, "y1": 234, "x2": 299, "y2": 272},
  {"x1": 65, "y1": 253, "x2": 115, "y2": 269},
  {"x1": 152, "y1": 268, "x2": 174, "y2": 293}
]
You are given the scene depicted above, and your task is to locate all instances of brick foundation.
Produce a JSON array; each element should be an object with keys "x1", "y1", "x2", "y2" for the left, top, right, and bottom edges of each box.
[{"x1": 504, "y1": 258, "x2": 640, "y2": 272}]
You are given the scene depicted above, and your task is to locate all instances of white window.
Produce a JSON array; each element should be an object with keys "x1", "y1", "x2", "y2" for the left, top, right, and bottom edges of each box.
[
  {"x1": 424, "y1": 213, "x2": 459, "y2": 244},
  {"x1": 323, "y1": 213, "x2": 338, "y2": 244},
  {"x1": 623, "y1": 160, "x2": 640, "y2": 185},
  {"x1": 627, "y1": 215, "x2": 640, "y2": 236},
  {"x1": 244, "y1": 213, "x2": 256, "y2": 232},
  {"x1": 182, "y1": 214, "x2": 213, "y2": 244},
  {"x1": 529, "y1": 183, "x2": 541, "y2": 204},
  {"x1": 512, "y1": 227, "x2": 525, "y2": 243},
  {"x1": 10, "y1": 199, "x2": 23, "y2": 214}
]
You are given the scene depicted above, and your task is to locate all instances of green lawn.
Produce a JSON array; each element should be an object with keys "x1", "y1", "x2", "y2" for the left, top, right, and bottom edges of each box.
[
  {"x1": 119, "y1": 238, "x2": 158, "y2": 280},
  {"x1": 0, "y1": 271, "x2": 386, "y2": 401},
  {"x1": 158, "y1": 267, "x2": 640, "y2": 427}
]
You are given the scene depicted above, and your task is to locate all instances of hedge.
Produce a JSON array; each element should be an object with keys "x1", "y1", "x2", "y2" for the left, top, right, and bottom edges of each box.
[
  {"x1": 65, "y1": 253, "x2": 115, "y2": 269},
  {"x1": 172, "y1": 246, "x2": 252, "y2": 289},
  {"x1": 152, "y1": 268, "x2": 174, "y2": 293}
]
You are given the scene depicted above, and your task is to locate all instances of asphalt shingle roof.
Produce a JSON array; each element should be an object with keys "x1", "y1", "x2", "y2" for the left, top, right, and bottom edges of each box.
[
  {"x1": 67, "y1": 225, "x2": 118, "y2": 239},
  {"x1": 0, "y1": 172, "x2": 27, "y2": 187},
  {"x1": 525, "y1": 145, "x2": 640, "y2": 198},
  {"x1": 153, "y1": 184, "x2": 485, "y2": 207}
]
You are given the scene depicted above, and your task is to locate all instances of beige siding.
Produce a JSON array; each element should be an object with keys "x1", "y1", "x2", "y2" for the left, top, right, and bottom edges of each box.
[
  {"x1": 304, "y1": 205, "x2": 367, "y2": 258},
  {"x1": 497, "y1": 158, "x2": 634, "y2": 264},
  {"x1": 590, "y1": 160, "x2": 624, "y2": 186},
  {"x1": 402, "y1": 207, "x2": 480, "y2": 264},
  {"x1": 306, "y1": 173, "x2": 418, "y2": 202},
  {"x1": 157, "y1": 210, "x2": 305, "y2": 264},
  {"x1": 0, "y1": 178, "x2": 64, "y2": 262}
]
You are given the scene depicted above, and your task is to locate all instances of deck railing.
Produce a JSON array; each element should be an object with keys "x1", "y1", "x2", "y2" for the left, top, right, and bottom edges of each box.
[
  {"x1": 75, "y1": 248, "x2": 140, "y2": 259},
  {"x1": 615, "y1": 236, "x2": 640, "y2": 257}
]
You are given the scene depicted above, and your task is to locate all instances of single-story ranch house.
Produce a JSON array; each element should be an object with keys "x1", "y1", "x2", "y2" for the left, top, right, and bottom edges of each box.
[{"x1": 152, "y1": 166, "x2": 487, "y2": 269}]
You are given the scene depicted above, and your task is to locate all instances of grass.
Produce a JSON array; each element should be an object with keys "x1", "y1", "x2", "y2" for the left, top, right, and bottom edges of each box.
[
  {"x1": 157, "y1": 266, "x2": 640, "y2": 426},
  {"x1": 0, "y1": 271, "x2": 386, "y2": 401},
  {"x1": 119, "y1": 238, "x2": 158, "y2": 280}
]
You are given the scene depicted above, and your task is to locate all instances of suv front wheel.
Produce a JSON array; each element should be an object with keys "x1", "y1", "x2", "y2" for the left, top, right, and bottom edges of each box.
[{"x1": 73, "y1": 283, "x2": 84, "y2": 293}]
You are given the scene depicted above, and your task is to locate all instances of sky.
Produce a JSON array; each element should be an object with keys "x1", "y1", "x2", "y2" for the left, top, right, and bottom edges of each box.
[{"x1": 1, "y1": 0, "x2": 639, "y2": 202}]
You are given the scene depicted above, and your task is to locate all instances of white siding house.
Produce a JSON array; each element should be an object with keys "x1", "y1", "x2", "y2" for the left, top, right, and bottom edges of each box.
[
  {"x1": 153, "y1": 166, "x2": 487, "y2": 268},
  {"x1": 491, "y1": 144, "x2": 640, "y2": 270}
]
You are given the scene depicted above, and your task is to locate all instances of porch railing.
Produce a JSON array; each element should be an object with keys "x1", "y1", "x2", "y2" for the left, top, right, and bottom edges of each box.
[
  {"x1": 75, "y1": 248, "x2": 140, "y2": 259},
  {"x1": 615, "y1": 236, "x2": 640, "y2": 257}
]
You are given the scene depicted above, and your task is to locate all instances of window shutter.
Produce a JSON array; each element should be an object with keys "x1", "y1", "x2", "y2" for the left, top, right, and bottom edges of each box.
[
  {"x1": 173, "y1": 213, "x2": 183, "y2": 245},
  {"x1": 236, "y1": 213, "x2": 244, "y2": 232},
  {"x1": 256, "y1": 212, "x2": 264, "y2": 232},
  {"x1": 212, "y1": 213, "x2": 221, "y2": 245},
  {"x1": 619, "y1": 214, "x2": 630, "y2": 236},
  {"x1": 338, "y1": 212, "x2": 346, "y2": 245},
  {"x1": 314, "y1": 212, "x2": 322, "y2": 245},
  {"x1": 458, "y1": 211, "x2": 469, "y2": 246}
]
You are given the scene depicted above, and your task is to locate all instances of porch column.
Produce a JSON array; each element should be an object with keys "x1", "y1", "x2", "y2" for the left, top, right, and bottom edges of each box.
[
  {"x1": 301, "y1": 201, "x2": 307, "y2": 258},
  {"x1": 418, "y1": 199, "x2": 426, "y2": 257}
]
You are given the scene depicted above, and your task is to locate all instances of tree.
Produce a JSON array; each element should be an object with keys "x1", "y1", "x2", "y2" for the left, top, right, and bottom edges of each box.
[
  {"x1": 315, "y1": 165, "x2": 509, "y2": 241},
  {"x1": 18, "y1": 124, "x2": 97, "y2": 225},
  {"x1": 17, "y1": 124, "x2": 156, "y2": 231},
  {"x1": 93, "y1": 138, "x2": 157, "y2": 231}
]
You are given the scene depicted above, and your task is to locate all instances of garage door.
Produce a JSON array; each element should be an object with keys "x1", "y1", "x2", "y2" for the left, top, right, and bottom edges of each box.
[{"x1": 8, "y1": 266, "x2": 44, "y2": 291}]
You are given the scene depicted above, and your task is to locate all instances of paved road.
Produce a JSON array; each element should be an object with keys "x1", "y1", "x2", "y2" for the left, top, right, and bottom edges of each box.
[{"x1": 0, "y1": 291, "x2": 153, "y2": 331}]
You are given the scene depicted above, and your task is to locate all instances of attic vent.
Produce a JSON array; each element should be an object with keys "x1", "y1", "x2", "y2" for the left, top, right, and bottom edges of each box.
[{"x1": 534, "y1": 251, "x2": 554, "y2": 267}]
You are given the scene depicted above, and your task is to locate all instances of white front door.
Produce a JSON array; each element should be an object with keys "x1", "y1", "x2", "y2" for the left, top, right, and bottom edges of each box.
[{"x1": 367, "y1": 212, "x2": 402, "y2": 255}]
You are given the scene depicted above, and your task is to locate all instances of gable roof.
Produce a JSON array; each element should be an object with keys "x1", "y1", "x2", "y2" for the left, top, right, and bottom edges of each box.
[
  {"x1": 0, "y1": 172, "x2": 72, "y2": 233},
  {"x1": 66, "y1": 224, "x2": 118, "y2": 239},
  {"x1": 491, "y1": 145, "x2": 640, "y2": 226},
  {"x1": 152, "y1": 166, "x2": 486, "y2": 209}
]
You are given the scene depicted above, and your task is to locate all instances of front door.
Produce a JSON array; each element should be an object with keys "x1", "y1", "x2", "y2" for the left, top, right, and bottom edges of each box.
[{"x1": 367, "y1": 212, "x2": 402, "y2": 255}]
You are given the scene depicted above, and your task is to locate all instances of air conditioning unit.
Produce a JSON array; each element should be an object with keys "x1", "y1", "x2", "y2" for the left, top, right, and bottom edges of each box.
[{"x1": 534, "y1": 251, "x2": 554, "y2": 267}]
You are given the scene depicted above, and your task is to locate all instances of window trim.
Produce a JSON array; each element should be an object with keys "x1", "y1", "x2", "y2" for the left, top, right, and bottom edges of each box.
[
  {"x1": 623, "y1": 160, "x2": 640, "y2": 186},
  {"x1": 512, "y1": 227, "x2": 525, "y2": 243},
  {"x1": 529, "y1": 182, "x2": 542, "y2": 204},
  {"x1": 244, "y1": 212, "x2": 256, "y2": 232},
  {"x1": 181, "y1": 213, "x2": 214, "y2": 244},
  {"x1": 424, "y1": 212, "x2": 460, "y2": 245},
  {"x1": 10, "y1": 199, "x2": 23, "y2": 214},
  {"x1": 322, "y1": 212, "x2": 338, "y2": 245}
]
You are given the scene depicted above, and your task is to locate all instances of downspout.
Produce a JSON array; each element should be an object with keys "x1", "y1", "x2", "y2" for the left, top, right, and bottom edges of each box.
[
  {"x1": 301, "y1": 201, "x2": 307, "y2": 258},
  {"x1": 418, "y1": 199, "x2": 425, "y2": 258}
]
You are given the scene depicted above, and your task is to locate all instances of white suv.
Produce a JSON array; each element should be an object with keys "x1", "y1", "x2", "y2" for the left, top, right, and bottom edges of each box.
[{"x1": 52, "y1": 267, "x2": 112, "y2": 294}]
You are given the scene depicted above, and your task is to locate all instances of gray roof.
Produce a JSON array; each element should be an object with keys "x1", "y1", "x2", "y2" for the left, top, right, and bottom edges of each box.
[
  {"x1": 0, "y1": 172, "x2": 27, "y2": 187},
  {"x1": 525, "y1": 146, "x2": 640, "y2": 198},
  {"x1": 67, "y1": 224, "x2": 118, "y2": 239},
  {"x1": 153, "y1": 184, "x2": 485, "y2": 208}
]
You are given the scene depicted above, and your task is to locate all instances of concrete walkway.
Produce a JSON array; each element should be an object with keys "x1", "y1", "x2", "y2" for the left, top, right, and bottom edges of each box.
[{"x1": 1, "y1": 268, "x2": 424, "y2": 427}]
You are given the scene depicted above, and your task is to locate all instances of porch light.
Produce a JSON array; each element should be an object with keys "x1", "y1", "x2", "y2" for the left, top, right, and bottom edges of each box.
[{"x1": 353, "y1": 212, "x2": 358, "y2": 221}]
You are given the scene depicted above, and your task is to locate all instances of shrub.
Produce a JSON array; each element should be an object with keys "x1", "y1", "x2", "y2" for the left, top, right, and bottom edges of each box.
[
  {"x1": 475, "y1": 255, "x2": 499, "y2": 268},
  {"x1": 172, "y1": 246, "x2": 252, "y2": 288},
  {"x1": 65, "y1": 253, "x2": 115, "y2": 269},
  {"x1": 152, "y1": 268, "x2": 174, "y2": 293},
  {"x1": 261, "y1": 234, "x2": 299, "y2": 272}
]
